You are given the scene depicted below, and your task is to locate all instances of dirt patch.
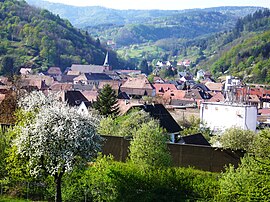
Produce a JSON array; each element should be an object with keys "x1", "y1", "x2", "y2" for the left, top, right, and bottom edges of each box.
[{"x1": 168, "y1": 108, "x2": 200, "y2": 123}]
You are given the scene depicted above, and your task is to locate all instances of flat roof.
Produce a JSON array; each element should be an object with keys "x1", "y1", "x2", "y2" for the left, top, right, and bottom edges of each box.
[{"x1": 201, "y1": 102, "x2": 257, "y2": 108}]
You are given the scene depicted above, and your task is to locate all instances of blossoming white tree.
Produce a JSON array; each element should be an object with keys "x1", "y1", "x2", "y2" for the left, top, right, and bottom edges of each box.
[{"x1": 14, "y1": 91, "x2": 102, "y2": 202}]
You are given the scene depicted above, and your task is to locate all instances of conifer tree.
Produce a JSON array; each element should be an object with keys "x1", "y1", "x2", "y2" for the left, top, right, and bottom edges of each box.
[{"x1": 94, "y1": 84, "x2": 119, "y2": 117}]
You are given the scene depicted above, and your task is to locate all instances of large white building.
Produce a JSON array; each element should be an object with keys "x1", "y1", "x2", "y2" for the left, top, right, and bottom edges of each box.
[{"x1": 200, "y1": 102, "x2": 257, "y2": 133}]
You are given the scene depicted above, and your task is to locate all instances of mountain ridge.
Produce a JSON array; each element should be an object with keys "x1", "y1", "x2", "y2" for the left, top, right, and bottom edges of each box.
[
  {"x1": 0, "y1": 0, "x2": 128, "y2": 74},
  {"x1": 25, "y1": 0, "x2": 263, "y2": 28}
]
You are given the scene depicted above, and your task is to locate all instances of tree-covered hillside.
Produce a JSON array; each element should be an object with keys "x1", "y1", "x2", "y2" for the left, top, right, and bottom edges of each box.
[
  {"x1": 197, "y1": 9, "x2": 270, "y2": 83},
  {"x1": 85, "y1": 8, "x2": 262, "y2": 47},
  {"x1": 26, "y1": 0, "x2": 261, "y2": 28},
  {"x1": 0, "y1": 0, "x2": 127, "y2": 73},
  {"x1": 93, "y1": 11, "x2": 236, "y2": 46}
]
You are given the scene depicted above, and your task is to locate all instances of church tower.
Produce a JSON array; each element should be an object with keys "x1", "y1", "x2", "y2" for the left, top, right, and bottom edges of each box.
[{"x1": 103, "y1": 51, "x2": 109, "y2": 66}]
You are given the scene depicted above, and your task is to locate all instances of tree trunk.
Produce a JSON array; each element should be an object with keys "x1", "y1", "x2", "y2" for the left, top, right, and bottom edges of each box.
[{"x1": 55, "y1": 174, "x2": 62, "y2": 202}]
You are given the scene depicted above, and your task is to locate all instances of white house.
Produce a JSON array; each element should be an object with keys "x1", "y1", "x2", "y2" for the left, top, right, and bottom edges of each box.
[
  {"x1": 196, "y1": 69, "x2": 205, "y2": 80},
  {"x1": 78, "y1": 102, "x2": 90, "y2": 115},
  {"x1": 200, "y1": 102, "x2": 257, "y2": 133}
]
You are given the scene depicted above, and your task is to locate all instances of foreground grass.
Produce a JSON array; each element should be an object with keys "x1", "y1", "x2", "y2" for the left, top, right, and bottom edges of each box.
[{"x1": 0, "y1": 196, "x2": 30, "y2": 202}]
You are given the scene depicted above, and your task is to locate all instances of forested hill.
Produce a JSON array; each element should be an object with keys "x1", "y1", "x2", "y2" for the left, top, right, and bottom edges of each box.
[
  {"x1": 25, "y1": 0, "x2": 263, "y2": 47},
  {"x1": 26, "y1": 0, "x2": 261, "y2": 28},
  {"x1": 0, "y1": 0, "x2": 124, "y2": 73},
  {"x1": 202, "y1": 9, "x2": 270, "y2": 83}
]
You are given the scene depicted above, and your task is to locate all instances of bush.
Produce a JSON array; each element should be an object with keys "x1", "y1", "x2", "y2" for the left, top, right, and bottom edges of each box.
[{"x1": 80, "y1": 155, "x2": 219, "y2": 202}]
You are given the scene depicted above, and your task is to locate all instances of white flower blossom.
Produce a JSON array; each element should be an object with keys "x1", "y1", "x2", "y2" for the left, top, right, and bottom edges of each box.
[{"x1": 14, "y1": 91, "x2": 102, "y2": 177}]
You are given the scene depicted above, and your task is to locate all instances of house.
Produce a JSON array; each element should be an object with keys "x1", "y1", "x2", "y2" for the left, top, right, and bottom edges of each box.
[
  {"x1": 170, "y1": 99, "x2": 197, "y2": 108},
  {"x1": 179, "y1": 75, "x2": 194, "y2": 83},
  {"x1": 205, "y1": 82, "x2": 223, "y2": 93},
  {"x1": 183, "y1": 89, "x2": 211, "y2": 107},
  {"x1": 73, "y1": 73, "x2": 112, "y2": 86},
  {"x1": 200, "y1": 102, "x2": 257, "y2": 133},
  {"x1": 153, "y1": 83, "x2": 177, "y2": 96},
  {"x1": 107, "y1": 40, "x2": 116, "y2": 49},
  {"x1": 207, "y1": 92, "x2": 225, "y2": 103},
  {"x1": 163, "y1": 89, "x2": 186, "y2": 105},
  {"x1": 69, "y1": 64, "x2": 111, "y2": 74},
  {"x1": 81, "y1": 90, "x2": 98, "y2": 102},
  {"x1": 125, "y1": 103, "x2": 182, "y2": 142},
  {"x1": 64, "y1": 90, "x2": 91, "y2": 115},
  {"x1": 153, "y1": 76, "x2": 165, "y2": 84},
  {"x1": 98, "y1": 80, "x2": 120, "y2": 94},
  {"x1": 178, "y1": 59, "x2": 191, "y2": 67},
  {"x1": 49, "y1": 82, "x2": 73, "y2": 92},
  {"x1": 166, "y1": 61, "x2": 172, "y2": 66},
  {"x1": 120, "y1": 76, "x2": 155, "y2": 98},
  {"x1": 66, "y1": 70, "x2": 80, "y2": 76},
  {"x1": 249, "y1": 87, "x2": 270, "y2": 108},
  {"x1": 162, "y1": 89, "x2": 210, "y2": 108},
  {"x1": 47, "y1": 67, "x2": 62, "y2": 81},
  {"x1": 177, "y1": 133, "x2": 211, "y2": 146},
  {"x1": 192, "y1": 83, "x2": 210, "y2": 92},
  {"x1": 156, "y1": 61, "x2": 166, "y2": 67},
  {"x1": 116, "y1": 70, "x2": 142, "y2": 76},
  {"x1": 60, "y1": 75, "x2": 78, "y2": 83},
  {"x1": 47, "y1": 67, "x2": 62, "y2": 76},
  {"x1": 183, "y1": 60, "x2": 191, "y2": 67},
  {"x1": 196, "y1": 69, "x2": 205, "y2": 80},
  {"x1": 104, "y1": 70, "x2": 121, "y2": 80},
  {"x1": 20, "y1": 67, "x2": 32, "y2": 75},
  {"x1": 19, "y1": 75, "x2": 54, "y2": 90}
]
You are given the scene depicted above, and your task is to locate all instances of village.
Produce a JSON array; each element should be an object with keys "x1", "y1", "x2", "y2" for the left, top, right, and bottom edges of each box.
[{"x1": 1, "y1": 53, "x2": 269, "y2": 141}]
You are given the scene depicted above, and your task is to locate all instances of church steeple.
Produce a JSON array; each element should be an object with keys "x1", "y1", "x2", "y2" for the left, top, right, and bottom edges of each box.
[{"x1": 103, "y1": 51, "x2": 109, "y2": 67}]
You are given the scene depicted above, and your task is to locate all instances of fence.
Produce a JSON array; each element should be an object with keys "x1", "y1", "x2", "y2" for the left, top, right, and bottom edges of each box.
[{"x1": 101, "y1": 135, "x2": 244, "y2": 172}]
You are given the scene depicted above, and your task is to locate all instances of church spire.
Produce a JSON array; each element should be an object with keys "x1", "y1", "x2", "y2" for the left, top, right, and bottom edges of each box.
[{"x1": 103, "y1": 51, "x2": 109, "y2": 67}]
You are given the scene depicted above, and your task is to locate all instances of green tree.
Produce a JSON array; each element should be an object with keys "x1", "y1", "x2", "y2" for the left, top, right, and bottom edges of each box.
[
  {"x1": 212, "y1": 127, "x2": 256, "y2": 151},
  {"x1": 129, "y1": 119, "x2": 171, "y2": 167},
  {"x1": 139, "y1": 59, "x2": 150, "y2": 75},
  {"x1": 98, "y1": 109, "x2": 152, "y2": 137},
  {"x1": 216, "y1": 129, "x2": 270, "y2": 201},
  {"x1": 40, "y1": 36, "x2": 57, "y2": 65},
  {"x1": 13, "y1": 91, "x2": 102, "y2": 202},
  {"x1": 0, "y1": 55, "x2": 17, "y2": 77},
  {"x1": 93, "y1": 84, "x2": 119, "y2": 117},
  {"x1": 178, "y1": 115, "x2": 212, "y2": 141}
]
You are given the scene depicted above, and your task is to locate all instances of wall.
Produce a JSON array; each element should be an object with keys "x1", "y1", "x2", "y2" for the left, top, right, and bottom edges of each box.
[
  {"x1": 200, "y1": 102, "x2": 257, "y2": 133},
  {"x1": 101, "y1": 135, "x2": 243, "y2": 172}
]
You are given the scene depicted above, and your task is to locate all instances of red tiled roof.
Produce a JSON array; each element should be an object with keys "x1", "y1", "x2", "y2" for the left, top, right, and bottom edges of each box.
[
  {"x1": 153, "y1": 84, "x2": 177, "y2": 95},
  {"x1": 47, "y1": 67, "x2": 62, "y2": 75},
  {"x1": 163, "y1": 90, "x2": 186, "y2": 100},
  {"x1": 49, "y1": 82, "x2": 73, "y2": 91},
  {"x1": 121, "y1": 76, "x2": 153, "y2": 89},
  {"x1": 258, "y1": 108, "x2": 270, "y2": 115},
  {"x1": 81, "y1": 90, "x2": 98, "y2": 102},
  {"x1": 205, "y1": 82, "x2": 223, "y2": 92},
  {"x1": 208, "y1": 92, "x2": 225, "y2": 102}
]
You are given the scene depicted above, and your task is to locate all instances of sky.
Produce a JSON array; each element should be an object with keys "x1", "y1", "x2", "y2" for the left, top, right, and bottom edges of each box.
[{"x1": 46, "y1": 0, "x2": 270, "y2": 10}]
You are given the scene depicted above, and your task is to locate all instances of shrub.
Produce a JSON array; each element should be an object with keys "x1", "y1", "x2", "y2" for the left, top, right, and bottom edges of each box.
[{"x1": 81, "y1": 155, "x2": 219, "y2": 202}]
